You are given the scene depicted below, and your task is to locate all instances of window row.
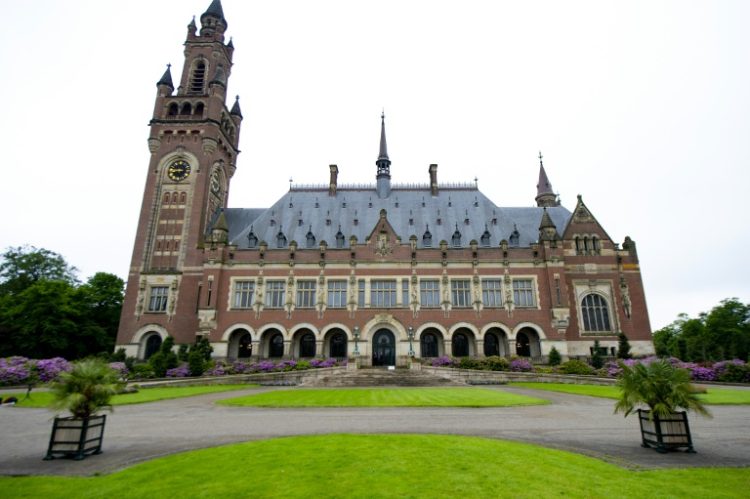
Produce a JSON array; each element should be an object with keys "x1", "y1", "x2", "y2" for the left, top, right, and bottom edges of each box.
[
  {"x1": 229, "y1": 278, "x2": 537, "y2": 310},
  {"x1": 574, "y1": 235, "x2": 601, "y2": 255},
  {"x1": 162, "y1": 191, "x2": 187, "y2": 204}
]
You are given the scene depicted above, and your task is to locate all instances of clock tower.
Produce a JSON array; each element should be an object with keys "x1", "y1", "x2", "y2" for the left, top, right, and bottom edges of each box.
[{"x1": 117, "y1": 0, "x2": 242, "y2": 357}]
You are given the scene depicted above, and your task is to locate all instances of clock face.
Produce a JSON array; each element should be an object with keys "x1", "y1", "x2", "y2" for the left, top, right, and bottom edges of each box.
[
  {"x1": 167, "y1": 159, "x2": 191, "y2": 181},
  {"x1": 210, "y1": 171, "x2": 221, "y2": 194}
]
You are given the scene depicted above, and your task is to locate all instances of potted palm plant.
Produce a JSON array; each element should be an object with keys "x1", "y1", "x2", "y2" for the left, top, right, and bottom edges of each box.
[
  {"x1": 614, "y1": 359, "x2": 710, "y2": 453},
  {"x1": 44, "y1": 358, "x2": 122, "y2": 461}
]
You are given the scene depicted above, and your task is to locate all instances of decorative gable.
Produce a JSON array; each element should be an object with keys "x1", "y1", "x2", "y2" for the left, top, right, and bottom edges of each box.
[{"x1": 367, "y1": 209, "x2": 400, "y2": 257}]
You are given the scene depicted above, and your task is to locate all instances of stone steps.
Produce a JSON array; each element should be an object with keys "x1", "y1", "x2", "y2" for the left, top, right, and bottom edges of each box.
[{"x1": 301, "y1": 368, "x2": 466, "y2": 387}]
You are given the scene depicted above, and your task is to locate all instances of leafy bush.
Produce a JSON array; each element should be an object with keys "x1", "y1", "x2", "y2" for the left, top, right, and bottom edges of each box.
[
  {"x1": 591, "y1": 340, "x2": 604, "y2": 369},
  {"x1": 458, "y1": 357, "x2": 481, "y2": 370},
  {"x1": 149, "y1": 336, "x2": 178, "y2": 377},
  {"x1": 714, "y1": 360, "x2": 750, "y2": 383},
  {"x1": 548, "y1": 347, "x2": 561, "y2": 366},
  {"x1": 617, "y1": 333, "x2": 632, "y2": 359},
  {"x1": 110, "y1": 348, "x2": 127, "y2": 362},
  {"x1": 108, "y1": 362, "x2": 129, "y2": 379},
  {"x1": 482, "y1": 356, "x2": 510, "y2": 371},
  {"x1": 177, "y1": 344, "x2": 189, "y2": 362},
  {"x1": 558, "y1": 359, "x2": 594, "y2": 375},
  {"x1": 130, "y1": 363, "x2": 155, "y2": 379},
  {"x1": 188, "y1": 350, "x2": 206, "y2": 377}
]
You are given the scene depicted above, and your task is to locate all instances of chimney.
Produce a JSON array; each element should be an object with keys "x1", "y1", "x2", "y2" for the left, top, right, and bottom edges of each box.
[
  {"x1": 429, "y1": 164, "x2": 438, "y2": 196},
  {"x1": 329, "y1": 164, "x2": 338, "y2": 196}
]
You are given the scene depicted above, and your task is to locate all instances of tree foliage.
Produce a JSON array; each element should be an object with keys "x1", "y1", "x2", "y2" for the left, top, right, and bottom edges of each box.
[
  {"x1": 0, "y1": 246, "x2": 124, "y2": 359},
  {"x1": 653, "y1": 299, "x2": 750, "y2": 362}
]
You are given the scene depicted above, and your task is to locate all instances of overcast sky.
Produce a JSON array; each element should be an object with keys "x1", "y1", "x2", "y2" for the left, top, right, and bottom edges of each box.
[{"x1": 1, "y1": 0, "x2": 748, "y2": 330}]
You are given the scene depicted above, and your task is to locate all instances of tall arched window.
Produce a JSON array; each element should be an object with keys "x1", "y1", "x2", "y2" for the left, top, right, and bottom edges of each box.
[
  {"x1": 452, "y1": 332, "x2": 469, "y2": 357},
  {"x1": 180, "y1": 102, "x2": 192, "y2": 115},
  {"x1": 269, "y1": 332, "x2": 284, "y2": 358},
  {"x1": 300, "y1": 332, "x2": 316, "y2": 357},
  {"x1": 167, "y1": 103, "x2": 178, "y2": 116},
  {"x1": 581, "y1": 294, "x2": 611, "y2": 331},
  {"x1": 190, "y1": 61, "x2": 207, "y2": 94}
]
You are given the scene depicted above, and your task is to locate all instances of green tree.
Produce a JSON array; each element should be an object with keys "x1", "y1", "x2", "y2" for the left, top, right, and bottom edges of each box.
[
  {"x1": 617, "y1": 332, "x2": 632, "y2": 359},
  {"x1": 547, "y1": 346, "x2": 561, "y2": 366},
  {"x1": 591, "y1": 340, "x2": 604, "y2": 369},
  {"x1": 0, "y1": 246, "x2": 78, "y2": 295}
]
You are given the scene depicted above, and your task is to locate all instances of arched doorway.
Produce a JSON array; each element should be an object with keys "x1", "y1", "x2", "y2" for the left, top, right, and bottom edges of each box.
[
  {"x1": 484, "y1": 332, "x2": 500, "y2": 356},
  {"x1": 420, "y1": 331, "x2": 439, "y2": 358},
  {"x1": 372, "y1": 329, "x2": 396, "y2": 366},
  {"x1": 228, "y1": 329, "x2": 253, "y2": 359},
  {"x1": 329, "y1": 331, "x2": 347, "y2": 358},
  {"x1": 452, "y1": 332, "x2": 469, "y2": 357},
  {"x1": 299, "y1": 332, "x2": 316, "y2": 357},
  {"x1": 515, "y1": 328, "x2": 541, "y2": 358},
  {"x1": 268, "y1": 331, "x2": 284, "y2": 358},
  {"x1": 144, "y1": 333, "x2": 162, "y2": 360}
]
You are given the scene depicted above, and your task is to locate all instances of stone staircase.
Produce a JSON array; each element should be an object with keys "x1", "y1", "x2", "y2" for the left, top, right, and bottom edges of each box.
[{"x1": 300, "y1": 368, "x2": 466, "y2": 387}]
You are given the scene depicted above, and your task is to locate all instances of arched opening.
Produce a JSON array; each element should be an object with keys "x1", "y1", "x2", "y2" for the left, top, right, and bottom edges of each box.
[
  {"x1": 190, "y1": 61, "x2": 206, "y2": 94},
  {"x1": 581, "y1": 294, "x2": 611, "y2": 332},
  {"x1": 265, "y1": 330, "x2": 284, "y2": 358},
  {"x1": 194, "y1": 102, "x2": 205, "y2": 116},
  {"x1": 329, "y1": 331, "x2": 347, "y2": 359},
  {"x1": 372, "y1": 329, "x2": 395, "y2": 366},
  {"x1": 452, "y1": 332, "x2": 469, "y2": 357},
  {"x1": 484, "y1": 328, "x2": 509, "y2": 357},
  {"x1": 143, "y1": 333, "x2": 162, "y2": 360},
  {"x1": 180, "y1": 102, "x2": 192, "y2": 115},
  {"x1": 420, "y1": 330, "x2": 441, "y2": 358},
  {"x1": 167, "y1": 103, "x2": 178, "y2": 116},
  {"x1": 515, "y1": 327, "x2": 542, "y2": 358},
  {"x1": 299, "y1": 332, "x2": 316, "y2": 358},
  {"x1": 228, "y1": 329, "x2": 253, "y2": 359}
]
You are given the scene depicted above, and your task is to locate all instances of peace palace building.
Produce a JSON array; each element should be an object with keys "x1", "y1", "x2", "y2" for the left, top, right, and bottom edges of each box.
[{"x1": 116, "y1": 1, "x2": 655, "y2": 365}]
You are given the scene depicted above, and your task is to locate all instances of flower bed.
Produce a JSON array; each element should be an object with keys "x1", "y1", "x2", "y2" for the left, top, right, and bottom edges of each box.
[{"x1": 165, "y1": 358, "x2": 346, "y2": 378}]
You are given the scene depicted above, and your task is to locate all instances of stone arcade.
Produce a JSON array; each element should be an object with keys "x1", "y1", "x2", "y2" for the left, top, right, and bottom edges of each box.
[{"x1": 115, "y1": 0, "x2": 654, "y2": 365}]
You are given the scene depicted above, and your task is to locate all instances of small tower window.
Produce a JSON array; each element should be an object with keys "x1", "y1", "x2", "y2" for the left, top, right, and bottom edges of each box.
[
  {"x1": 180, "y1": 192, "x2": 186, "y2": 203},
  {"x1": 167, "y1": 103, "x2": 178, "y2": 116},
  {"x1": 172, "y1": 192, "x2": 179, "y2": 203},
  {"x1": 194, "y1": 102, "x2": 204, "y2": 116},
  {"x1": 190, "y1": 61, "x2": 207, "y2": 94},
  {"x1": 180, "y1": 102, "x2": 192, "y2": 115},
  {"x1": 163, "y1": 193, "x2": 171, "y2": 204}
]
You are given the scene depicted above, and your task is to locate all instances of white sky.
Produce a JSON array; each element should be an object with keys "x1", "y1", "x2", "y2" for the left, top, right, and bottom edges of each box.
[{"x1": 1, "y1": 0, "x2": 748, "y2": 330}]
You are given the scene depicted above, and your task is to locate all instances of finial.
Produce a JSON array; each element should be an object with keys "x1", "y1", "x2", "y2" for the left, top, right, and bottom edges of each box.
[{"x1": 539, "y1": 151, "x2": 543, "y2": 165}]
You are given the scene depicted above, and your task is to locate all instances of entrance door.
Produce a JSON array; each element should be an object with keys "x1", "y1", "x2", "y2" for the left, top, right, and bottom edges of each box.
[
  {"x1": 516, "y1": 332, "x2": 531, "y2": 357},
  {"x1": 372, "y1": 329, "x2": 396, "y2": 366}
]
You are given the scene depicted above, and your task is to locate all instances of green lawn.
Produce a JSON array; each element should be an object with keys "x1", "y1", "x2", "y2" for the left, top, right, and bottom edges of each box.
[
  {"x1": 2, "y1": 435, "x2": 747, "y2": 498},
  {"x1": 1, "y1": 384, "x2": 259, "y2": 408},
  {"x1": 510, "y1": 382, "x2": 750, "y2": 405},
  {"x1": 218, "y1": 387, "x2": 547, "y2": 407}
]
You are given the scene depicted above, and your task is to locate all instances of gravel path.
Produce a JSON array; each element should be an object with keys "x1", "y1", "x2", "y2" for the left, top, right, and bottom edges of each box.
[{"x1": 1, "y1": 386, "x2": 748, "y2": 476}]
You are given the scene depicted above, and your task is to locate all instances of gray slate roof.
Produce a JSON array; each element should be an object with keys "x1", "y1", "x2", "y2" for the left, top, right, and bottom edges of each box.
[{"x1": 223, "y1": 186, "x2": 571, "y2": 250}]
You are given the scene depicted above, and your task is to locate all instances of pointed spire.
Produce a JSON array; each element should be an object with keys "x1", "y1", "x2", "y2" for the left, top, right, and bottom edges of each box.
[
  {"x1": 535, "y1": 151, "x2": 559, "y2": 207},
  {"x1": 157, "y1": 64, "x2": 174, "y2": 89},
  {"x1": 230, "y1": 95, "x2": 243, "y2": 118},
  {"x1": 227, "y1": 37, "x2": 234, "y2": 49},
  {"x1": 188, "y1": 16, "x2": 197, "y2": 31},
  {"x1": 200, "y1": 0, "x2": 228, "y2": 35},
  {"x1": 539, "y1": 207, "x2": 560, "y2": 242},
  {"x1": 376, "y1": 111, "x2": 392, "y2": 198},
  {"x1": 203, "y1": 0, "x2": 225, "y2": 22},
  {"x1": 378, "y1": 111, "x2": 389, "y2": 161}
]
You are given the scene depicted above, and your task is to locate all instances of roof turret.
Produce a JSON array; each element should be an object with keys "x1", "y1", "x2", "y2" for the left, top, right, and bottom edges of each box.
[
  {"x1": 230, "y1": 95, "x2": 243, "y2": 118},
  {"x1": 157, "y1": 64, "x2": 174, "y2": 89},
  {"x1": 535, "y1": 151, "x2": 559, "y2": 207},
  {"x1": 376, "y1": 112, "x2": 392, "y2": 198}
]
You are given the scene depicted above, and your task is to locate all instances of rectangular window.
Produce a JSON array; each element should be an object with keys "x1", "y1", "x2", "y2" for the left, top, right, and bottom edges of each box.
[
  {"x1": 265, "y1": 281, "x2": 285, "y2": 308},
  {"x1": 370, "y1": 280, "x2": 397, "y2": 308},
  {"x1": 327, "y1": 280, "x2": 347, "y2": 308},
  {"x1": 451, "y1": 279, "x2": 471, "y2": 308},
  {"x1": 296, "y1": 280, "x2": 316, "y2": 308},
  {"x1": 402, "y1": 280, "x2": 409, "y2": 307},
  {"x1": 482, "y1": 279, "x2": 503, "y2": 308},
  {"x1": 148, "y1": 286, "x2": 169, "y2": 312},
  {"x1": 232, "y1": 281, "x2": 254, "y2": 309},
  {"x1": 513, "y1": 279, "x2": 536, "y2": 307},
  {"x1": 420, "y1": 280, "x2": 440, "y2": 308},
  {"x1": 358, "y1": 279, "x2": 365, "y2": 307}
]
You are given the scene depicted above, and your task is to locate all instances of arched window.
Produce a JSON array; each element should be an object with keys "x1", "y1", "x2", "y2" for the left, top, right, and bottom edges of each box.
[
  {"x1": 335, "y1": 227, "x2": 345, "y2": 248},
  {"x1": 306, "y1": 226, "x2": 316, "y2": 248},
  {"x1": 190, "y1": 61, "x2": 207, "y2": 94},
  {"x1": 581, "y1": 294, "x2": 611, "y2": 331},
  {"x1": 276, "y1": 228, "x2": 287, "y2": 248},
  {"x1": 238, "y1": 332, "x2": 253, "y2": 359},
  {"x1": 583, "y1": 236, "x2": 590, "y2": 255},
  {"x1": 180, "y1": 102, "x2": 192, "y2": 115},
  {"x1": 269, "y1": 332, "x2": 284, "y2": 358},
  {"x1": 180, "y1": 192, "x2": 186, "y2": 203},
  {"x1": 480, "y1": 226, "x2": 491, "y2": 247},
  {"x1": 163, "y1": 192, "x2": 171, "y2": 204},
  {"x1": 167, "y1": 103, "x2": 178, "y2": 116},
  {"x1": 144, "y1": 334, "x2": 162, "y2": 360},
  {"x1": 330, "y1": 331, "x2": 347, "y2": 358},
  {"x1": 592, "y1": 236, "x2": 600, "y2": 254},
  {"x1": 247, "y1": 227, "x2": 258, "y2": 249},
  {"x1": 194, "y1": 102, "x2": 205, "y2": 116},
  {"x1": 452, "y1": 332, "x2": 469, "y2": 357},
  {"x1": 300, "y1": 332, "x2": 316, "y2": 357},
  {"x1": 420, "y1": 332, "x2": 439, "y2": 358},
  {"x1": 484, "y1": 333, "x2": 500, "y2": 356},
  {"x1": 575, "y1": 236, "x2": 581, "y2": 254},
  {"x1": 172, "y1": 192, "x2": 179, "y2": 203},
  {"x1": 509, "y1": 226, "x2": 520, "y2": 247}
]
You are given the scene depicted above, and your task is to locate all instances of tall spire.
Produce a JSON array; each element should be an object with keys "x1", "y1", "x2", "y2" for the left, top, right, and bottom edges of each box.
[
  {"x1": 200, "y1": 0, "x2": 227, "y2": 37},
  {"x1": 156, "y1": 64, "x2": 174, "y2": 89},
  {"x1": 535, "y1": 151, "x2": 559, "y2": 207},
  {"x1": 376, "y1": 111, "x2": 392, "y2": 198}
]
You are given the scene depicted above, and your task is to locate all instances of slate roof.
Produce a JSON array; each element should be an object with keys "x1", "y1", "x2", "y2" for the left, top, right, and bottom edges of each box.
[{"x1": 222, "y1": 186, "x2": 571, "y2": 250}]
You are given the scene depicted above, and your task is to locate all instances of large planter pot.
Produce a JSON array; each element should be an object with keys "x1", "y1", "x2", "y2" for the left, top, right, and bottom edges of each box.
[
  {"x1": 44, "y1": 415, "x2": 106, "y2": 461},
  {"x1": 637, "y1": 409, "x2": 695, "y2": 453}
]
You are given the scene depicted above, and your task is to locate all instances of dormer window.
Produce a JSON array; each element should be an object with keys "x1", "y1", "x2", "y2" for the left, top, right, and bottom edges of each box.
[
  {"x1": 306, "y1": 226, "x2": 316, "y2": 248},
  {"x1": 335, "y1": 226, "x2": 345, "y2": 248},
  {"x1": 423, "y1": 225, "x2": 433, "y2": 247},
  {"x1": 509, "y1": 226, "x2": 520, "y2": 247},
  {"x1": 452, "y1": 224, "x2": 462, "y2": 247},
  {"x1": 276, "y1": 228, "x2": 287, "y2": 248},
  {"x1": 247, "y1": 227, "x2": 258, "y2": 249},
  {"x1": 481, "y1": 226, "x2": 491, "y2": 247}
]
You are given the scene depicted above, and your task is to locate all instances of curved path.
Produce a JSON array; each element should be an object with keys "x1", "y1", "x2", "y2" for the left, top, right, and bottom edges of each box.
[{"x1": 1, "y1": 386, "x2": 748, "y2": 476}]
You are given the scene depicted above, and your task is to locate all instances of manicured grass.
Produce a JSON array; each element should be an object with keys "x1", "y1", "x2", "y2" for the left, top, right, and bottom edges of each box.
[
  {"x1": 1, "y1": 384, "x2": 259, "y2": 408},
  {"x1": 510, "y1": 382, "x2": 750, "y2": 405},
  {"x1": 218, "y1": 387, "x2": 547, "y2": 407},
  {"x1": 2, "y1": 435, "x2": 748, "y2": 498}
]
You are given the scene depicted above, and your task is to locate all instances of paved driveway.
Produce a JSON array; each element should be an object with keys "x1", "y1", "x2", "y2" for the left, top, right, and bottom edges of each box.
[{"x1": 1, "y1": 386, "x2": 748, "y2": 476}]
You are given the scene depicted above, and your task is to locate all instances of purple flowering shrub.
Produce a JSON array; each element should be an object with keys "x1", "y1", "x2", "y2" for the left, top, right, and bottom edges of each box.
[
  {"x1": 0, "y1": 356, "x2": 74, "y2": 386},
  {"x1": 205, "y1": 362, "x2": 228, "y2": 376},
  {"x1": 510, "y1": 358, "x2": 534, "y2": 372},
  {"x1": 431, "y1": 356, "x2": 456, "y2": 368},
  {"x1": 166, "y1": 364, "x2": 190, "y2": 377},
  {"x1": 108, "y1": 362, "x2": 129, "y2": 379}
]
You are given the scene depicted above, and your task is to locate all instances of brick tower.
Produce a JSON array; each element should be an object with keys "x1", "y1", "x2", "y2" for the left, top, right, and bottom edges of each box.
[{"x1": 116, "y1": 0, "x2": 242, "y2": 358}]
